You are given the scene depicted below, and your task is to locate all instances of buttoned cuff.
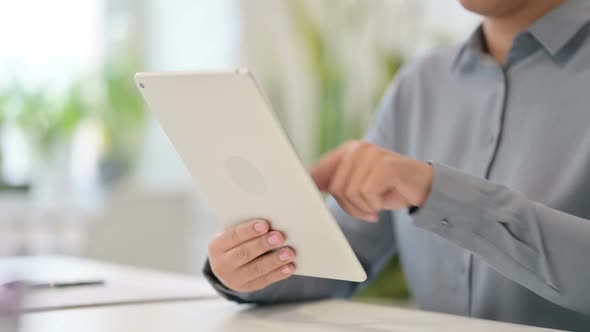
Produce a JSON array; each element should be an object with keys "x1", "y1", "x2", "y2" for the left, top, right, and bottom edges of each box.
[
  {"x1": 411, "y1": 163, "x2": 542, "y2": 277},
  {"x1": 412, "y1": 163, "x2": 487, "y2": 234},
  {"x1": 202, "y1": 259, "x2": 258, "y2": 304},
  {"x1": 410, "y1": 163, "x2": 560, "y2": 294}
]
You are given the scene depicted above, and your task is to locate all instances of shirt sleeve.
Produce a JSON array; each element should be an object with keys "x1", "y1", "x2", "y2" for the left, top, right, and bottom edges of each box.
[
  {"x1": 413, "y1": 163, "x2": 590, "y2": 316},
  {"x1": 201, "y1": 78, "x2": 405, "y2": 304}
]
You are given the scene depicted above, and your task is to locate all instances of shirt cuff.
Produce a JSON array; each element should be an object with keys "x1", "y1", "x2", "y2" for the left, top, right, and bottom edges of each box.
[
  {"x1": 411, "y1": 163, "x2": 541, "y2": 278},
  {"x1": 202, "y1": 259, "x2": 258, "y2": 304},
  {"x1": 412, "y1": 163, "x2": 487, "y2": 234}
]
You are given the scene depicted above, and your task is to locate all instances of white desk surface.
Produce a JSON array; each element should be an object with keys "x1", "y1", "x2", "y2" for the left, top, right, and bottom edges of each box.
[
  {"x1": 21, "y1": 297, "x2": 560, "y2": 332},
  {"x1": 0, "y1": 255, "x2": 217, "y2": 312},
  {"x1": 8, "y1": 256, "x2": 561, "y2": 331}
]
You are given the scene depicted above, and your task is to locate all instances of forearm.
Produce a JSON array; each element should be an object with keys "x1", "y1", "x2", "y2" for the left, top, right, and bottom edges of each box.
[{"x1": 413, "y1": 163, "x2": 590, "y2": 316}]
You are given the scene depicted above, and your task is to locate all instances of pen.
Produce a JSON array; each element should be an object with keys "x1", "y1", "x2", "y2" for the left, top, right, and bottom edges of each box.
[{"x1": 29, "y1": 280, "x2": 105, "y2": 290}]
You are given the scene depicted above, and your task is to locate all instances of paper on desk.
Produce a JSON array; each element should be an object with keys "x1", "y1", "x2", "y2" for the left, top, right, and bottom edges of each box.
[{"x1": 0, "y1": 256, "x2": 218, "y2": 312}]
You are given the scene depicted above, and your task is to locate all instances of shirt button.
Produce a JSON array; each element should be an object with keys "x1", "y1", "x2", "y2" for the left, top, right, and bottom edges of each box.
[
  {"x1": 458, "y1": 265, "x2": 466, "y2": 274},
  {"x1": 488, "y1": 135, "x2": 496, "y2": 145},
  {"x1": 440, "y1": 218, "x2": 450, "y2": 227}
]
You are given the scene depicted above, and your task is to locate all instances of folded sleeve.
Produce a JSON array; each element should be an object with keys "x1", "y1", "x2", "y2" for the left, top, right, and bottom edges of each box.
[{"x1": 413, "y1": 163, "x2": 590, "y2": 316}]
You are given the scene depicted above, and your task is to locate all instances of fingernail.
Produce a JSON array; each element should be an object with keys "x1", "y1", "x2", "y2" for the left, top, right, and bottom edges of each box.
[
  {"x1": 278, "y1": 249, "x2": 293, "y2": 261},
  {"x1": 254, "y1": 222, "x2": 267, "y2": 233},
  {"x1": 281, "y1": 265, "x2": 292, "y2": 274},
  {"x1": 267, "y1": 233, "x2": 282, "y2": 246}
]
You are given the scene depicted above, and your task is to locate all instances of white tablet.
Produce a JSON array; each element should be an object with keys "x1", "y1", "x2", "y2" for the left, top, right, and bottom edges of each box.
[{"x1": 135, "y1": 69, "x2": 367, "y2": 282}]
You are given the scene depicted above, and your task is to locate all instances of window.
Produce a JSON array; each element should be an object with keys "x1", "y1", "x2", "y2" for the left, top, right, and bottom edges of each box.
[
  {"x1": 0, "y1": 1, "x2": 103, "y2": 186},
  {"x1": 0, "y1": 0, "x2": 104, "y2": 89}
]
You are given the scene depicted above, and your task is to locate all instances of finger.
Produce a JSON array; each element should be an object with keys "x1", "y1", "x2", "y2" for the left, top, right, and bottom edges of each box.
[
  {"x1": 209, "y1": 219, "x2": 269, "y2": 254},
  {"x1": 329, "y1": 144, "x2": 376, "y2": 219},
  {"x1": 309, "y1": 145, "x2": 346, "y2": 191},
  {"x1": 334, "y1": 188, "x2": 378, "y2": 222},
  {"x1": 224, "y1": 231, "x2": 285, "y2": 268},
  {"x1": 381, "y1": 189, "x2": 410, "y2": 210},
  {"x1": 328, "y1": 142, "x2": 360, "y2": 195},
  {"x1": 238, "y1": 246, "x2": 296, "y2": 283},
  {"x1": 344, "y1": 148, "x2": 382, "y2": 220},
  {"x1": 334, "y1": 189, "x2": 374, "y2": 222},
  {"x1": 240, "y1": 263, "x2": 296, "y2": 292},
  {"x1": 362, "y1": 166, "x2": 408, "y2": 211},
  {"x1": 333, "y1": 195, "x2": 365, "y2": 221},
  {"x1": 311, "y1": 142, "x2": 373, "y2": 219}
]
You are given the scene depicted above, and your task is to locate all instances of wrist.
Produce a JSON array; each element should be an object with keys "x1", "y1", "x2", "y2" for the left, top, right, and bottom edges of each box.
[
  {"x1": 417, "y1": 162, "x2": 434, "y2": 207},
  {"x1": 398, "y1": 158, "x2": 433, "y2": 208}
]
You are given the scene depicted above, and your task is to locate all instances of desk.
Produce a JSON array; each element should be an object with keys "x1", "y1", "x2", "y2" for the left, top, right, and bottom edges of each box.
[
  {"x1": 9, "y1": 256, "x2": 561, "y2": 331},
  {"x1": 0, "y1": 255, "x2": 217, "y2": 311},
  {"x1": 21, "y1": 297, "x2": 560, "y2": 332}
]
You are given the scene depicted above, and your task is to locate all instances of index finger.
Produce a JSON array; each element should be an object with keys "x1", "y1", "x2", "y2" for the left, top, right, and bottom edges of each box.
[
  {"x1": 211, "y1": 219, "x2": 270, "y2": 253},
  {"x1": 310, "y1": 146, "x2": 346, "y2": 191}
]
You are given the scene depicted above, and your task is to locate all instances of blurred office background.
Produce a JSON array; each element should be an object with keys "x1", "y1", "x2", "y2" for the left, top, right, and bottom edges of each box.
[{"x1": 0, "y1": 0, "x2": 477, "y2": 301}]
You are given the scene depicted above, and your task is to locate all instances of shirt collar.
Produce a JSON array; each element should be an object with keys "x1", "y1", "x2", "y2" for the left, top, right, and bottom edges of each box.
[
  {"x1": 452, "y1": 27, "x2": 493, "y2": 74},
  {"x1": 528, "y1": 0, "x2": 590, "y2": 58},
  {"x1": 453, "y1": 0, "x2": 590, "y2": 72}
]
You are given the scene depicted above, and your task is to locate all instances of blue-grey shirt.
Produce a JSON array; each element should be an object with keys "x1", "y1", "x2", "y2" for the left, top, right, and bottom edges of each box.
[{"x1": 205, "y1": 0, "x2": 590, "y2": 330}]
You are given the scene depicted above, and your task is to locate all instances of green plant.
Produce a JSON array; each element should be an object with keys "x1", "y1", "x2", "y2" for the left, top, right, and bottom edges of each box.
[
  {"x1": 288, "y1": 0, "x2": 408, "y2": 300},
  {"x1": 290, "y1": 0, "x2": 354, "y2": 156},
  {"x1": 13, "y1": 83, "x2": 87, "y2": 158},
  {"x1": 355, "y1": 256, "x2": 410, "y2": 300},
  {"x1": 98, "y1": 54, "x2": 145, "y2": 179},
  {"x1": 0, "y1": 54, "x2": 145, "y2": 186},
  {"x1": 0, "y1": 92, "x2": 6, "y2": 125}
]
